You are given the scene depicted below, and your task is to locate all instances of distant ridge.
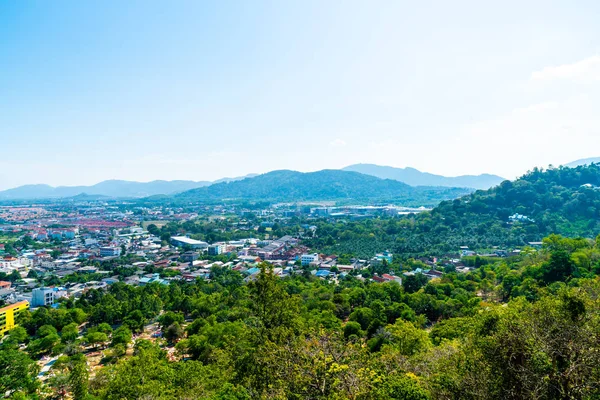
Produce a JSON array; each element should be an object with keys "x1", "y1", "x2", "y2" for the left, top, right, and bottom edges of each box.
[
  {"x1": 342, "y1": 164, "x2": 505, "y2": 190},
  {"x1": 0, "y1": 175, "x2": 256, "y2": 200},
  {"x1": 173, "y1": 169, "x2": 471, "y2": 206},
  {"x1": 565, "y1": 157, "x2": 600, "y2": 168}
]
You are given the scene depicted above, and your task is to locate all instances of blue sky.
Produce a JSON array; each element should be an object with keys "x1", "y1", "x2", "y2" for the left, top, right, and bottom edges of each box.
[{"x1": 1, "y1": 0, "x2": 600, "y2": 189}]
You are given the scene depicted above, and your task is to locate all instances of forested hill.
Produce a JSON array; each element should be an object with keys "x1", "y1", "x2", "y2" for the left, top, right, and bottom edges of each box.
[
  {"x1": 311, "y1": 164, "x2": 600, "y2": 257},
  {"x1": 173, "y1": 170, "x2": 471, "y2": 206},
  {"x1": 405, "y1": 163, "x2": 600, "y2": 252}
]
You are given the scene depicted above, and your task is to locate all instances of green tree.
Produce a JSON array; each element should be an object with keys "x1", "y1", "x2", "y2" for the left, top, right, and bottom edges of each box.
[
  {"x1": 61, "y1": 322, "x2": 80, "y2": 343},
  {"x1": 0, "y1": 348, "x2": 39, "y2": 395},
  {"x1": 69, "y1": 359, "x2": 89, "y2": 400}
]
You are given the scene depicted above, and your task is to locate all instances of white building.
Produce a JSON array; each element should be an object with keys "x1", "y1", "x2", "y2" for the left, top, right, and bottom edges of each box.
[
  {"x1": 99, "y1": 246, "x2": 121, "y2": 257},
  {"x1": 171, "y1": 236, "x2": 209, "y2": 250},
  {"x1": 301, "y1": 253, "x2": 320, "y2": 267},
  {"x1": 32, "y1": 287, "x2": 59, "y2": 307}
]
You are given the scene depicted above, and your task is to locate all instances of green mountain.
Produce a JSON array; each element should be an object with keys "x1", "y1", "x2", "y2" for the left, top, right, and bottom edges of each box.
[
  {"x1": 174, "y1": 169, "x2": 471, "y2": 206},
  {"x1": 396, "y1": 163, "x2": 600, "y2": 253},
  {"x1": 342, "y1": 163, "x2": 505, "y2": 189}
]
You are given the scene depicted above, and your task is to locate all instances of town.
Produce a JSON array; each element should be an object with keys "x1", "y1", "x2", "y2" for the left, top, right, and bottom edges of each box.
[{"x1": 0, "y1": 198, "x2": 539, "y2": 336}]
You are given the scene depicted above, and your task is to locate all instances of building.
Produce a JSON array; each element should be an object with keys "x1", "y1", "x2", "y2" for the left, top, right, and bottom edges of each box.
[
  {"x1": 0, "y1": 300, "x2": 29, "y2": 335},
  {"x1": 0, "y1": 256, "x2": 29, "y2": 274},
  {"x1": 51, "y1": 231, "x2": 63, "y2": 240},
  {"x1": 99, "y1": 246, "x2": 121, "y2": 257},
  {"x1": 31, "y1": 287, "x2": 57, "y2": 307},
  {"x1": 301, "y1": 253, "x2": 320, "y2": 267},
  {"x1": 139, "y1": 273, "x2": 168, "y2": 286},
  {"x1": 371, "y1": 251, "x2": 393, "y2": 266},
  {"x1": 181, "y1": 251, "x2": 200, "y2": 262},
  {"x1": 208, "y1": 244, "x2": 225, "y2": 256},
  {"x1": 171, "y1": 236, "x2": 209, "y2": 250}
]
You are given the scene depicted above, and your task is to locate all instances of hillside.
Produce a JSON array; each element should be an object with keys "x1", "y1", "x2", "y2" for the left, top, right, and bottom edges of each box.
[
  {"x1": 342, "y1": 163, "x2": 505, "y2": 189},
  {"x1": 174, "y1": 169, "x2": 471, "y2": 206},
  {"x1": 307, "y1": 164, "x2": 600, "y2": 257},
  {"x1": 402, "y1": 163, "x2": 600, "y2": 253}
]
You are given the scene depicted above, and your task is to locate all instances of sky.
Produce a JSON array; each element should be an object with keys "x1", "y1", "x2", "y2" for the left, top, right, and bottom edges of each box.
[{"x1": 1, "y1": 0, "x2": 600, "y2": 190}]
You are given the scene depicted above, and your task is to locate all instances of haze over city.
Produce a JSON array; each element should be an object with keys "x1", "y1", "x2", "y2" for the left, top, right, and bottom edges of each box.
[{"x1": 1, "y1": 0, "x2": 600, "y2": 190}]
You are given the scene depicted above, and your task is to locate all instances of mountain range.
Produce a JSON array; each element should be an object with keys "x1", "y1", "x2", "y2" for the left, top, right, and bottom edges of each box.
[
  {"x1": 342, "y1": 164, "x2": 505, "y2": 189},
  {"x1": 0, "y1": 159, "x2": 596, "y2": 201},
  {"x1": 172, "y1": 169, "x2": 472, "y2": 206},
  {"x1": 0, "y1": 175, "x2": 256, "y2": 200},
  {"x1": 565, "y1": 157, "x2": 600, "y2": 168}
]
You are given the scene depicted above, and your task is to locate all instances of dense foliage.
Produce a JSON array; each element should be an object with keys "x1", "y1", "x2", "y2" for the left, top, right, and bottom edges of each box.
[
  {"x1": 3, "y1": 234, "x2": 600, "y2": 399},
  {"x1": 308, "y1": 164, "x2": 600, "y2": 256}
]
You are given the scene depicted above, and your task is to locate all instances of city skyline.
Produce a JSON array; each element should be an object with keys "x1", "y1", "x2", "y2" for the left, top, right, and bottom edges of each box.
[{"x1": 1, "y1": 1, "x2": 600, "y2": 190}]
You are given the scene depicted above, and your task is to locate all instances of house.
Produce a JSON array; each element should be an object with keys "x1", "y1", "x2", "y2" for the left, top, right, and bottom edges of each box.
[
  {"x1": 315, "y1": 270, "x2": 331, "y2": 278},
  {"x1": 244, "y1": 267, "x2": 261, "y2": 276},
  {"x1": 139, "y1": 273, "x2": 167, "y2": 286},
  {"x1": 424, "y1": 269, "x2": 443, "y2": 279},
  {"x1": 336, "y1": 265, "x2": 354, "y2": 273},
  {"x1": 101, "y1": 276, "x2": 120, "y2": 285},
  {"x1": 77, "y1": 266, "x2": 99, "y2": 274},
  {"x1": 371, "y1": 251, "x2": 393, "y2": 266},
  {"x1": 381, "y1": 274, "x2": 403, "y2": 284}
]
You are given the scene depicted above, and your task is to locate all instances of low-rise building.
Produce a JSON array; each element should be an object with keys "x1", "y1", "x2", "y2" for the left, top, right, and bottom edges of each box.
[
  {"x1": 301, "y1": 253, "x2": 320, "y2": 267},
  {"x1": 171, "y1": 236, "x2": 209, "y2": 250},
  {"x1": 208, "y1": 244, "x2": 225, "y2": 256},
  {"x1": 99, "y1": 246, "x2": 121, "y2": 257},
  {"x1": 0, "y1": 300, "x2": 29, "y2": 335},
  {"x1": 31, "y1": 287, "x2": 59, "y2": 307}
]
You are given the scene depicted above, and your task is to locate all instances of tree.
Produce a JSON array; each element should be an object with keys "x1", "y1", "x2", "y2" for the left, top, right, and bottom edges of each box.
[
  {"x1": 343, "y1": 321, "x2": 363, "y2": 339},
  {"x1": 542, "y1": 249, "x2": 577, "y2": 284},
  {"x1": 6, "y1": 326, "x2": 29, "y2": 344},
  {"x1": 111, "y1": 326, "x2": 132, "y2": 347},
  {"x1": 69, "y1": 359, "x2": 89, "y2": 400},
  {"x1": 85, "y1": 332, "x2": 108, "y2": 349},
  {"x1": 159, "y1": 311, "x2": 184, "y2": 331},
  {"x1": 248, "y1": 264, "x2": 299, "y2": 342},
  {"x1": 0, "y1": 348, "x2": 39, "y2": 395},
  {"x1": 403, "y1": 273, "x2": 428, "y2": 294},
  {"x1": 165, "y1": 322, "x2": 184, "y2": 342},
  {"x1": 61, "y1": 322, "x2": 80, "y2": 343},
  {"x1": 147, "y1": 224, "x2": 160, "y2": 236}
]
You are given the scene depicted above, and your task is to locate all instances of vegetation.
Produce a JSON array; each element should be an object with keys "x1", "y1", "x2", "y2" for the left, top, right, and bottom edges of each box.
[
  {"x1": 3, "y1": 234, "x2": 600, "y2": 398},
  {"x1": 173, "y1": 170, "x2": 471, "y2": 206},
  {"x1": 305, "y1": 164, "x2": 600, "y2": 256}
]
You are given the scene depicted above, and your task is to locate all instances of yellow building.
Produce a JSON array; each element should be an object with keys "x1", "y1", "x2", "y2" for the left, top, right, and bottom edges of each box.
[{"x1": 0, "y1": 300, "x2": 29, "y2": 335}]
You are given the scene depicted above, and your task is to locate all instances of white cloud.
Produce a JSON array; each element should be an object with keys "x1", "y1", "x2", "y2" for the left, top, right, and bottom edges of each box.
[
  {"x1": 329, "y1": 138, "x2": 347, "y2": 147},
  {"x1": 531, "y1": 55, "x2": 600, "y2": 83}
]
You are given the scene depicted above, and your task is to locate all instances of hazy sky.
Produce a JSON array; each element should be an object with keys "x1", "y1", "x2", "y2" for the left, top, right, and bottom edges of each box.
[{"x1": 1, "y1": 1, "x2": 600, "y2": 190}]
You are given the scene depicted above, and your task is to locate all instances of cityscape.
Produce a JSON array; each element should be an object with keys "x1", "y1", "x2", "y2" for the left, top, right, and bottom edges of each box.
[{"x1": 2, "y1": 1, "x2": 600, "y2": 399}]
